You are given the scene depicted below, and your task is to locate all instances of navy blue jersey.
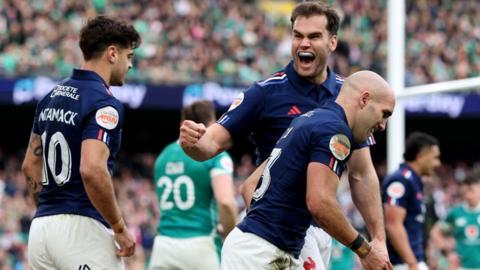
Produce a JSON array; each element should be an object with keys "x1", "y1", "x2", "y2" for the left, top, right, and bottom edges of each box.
[
  {"x1": 31, "y1": 69, "x2": 124, "y2": 227},
  {"x1": 218, "y1": 61, "x2": 347, "y2": 164},
  {"x1": 237, "y1": 101, "x2": 356, "y2": 257},
  {"x1": 382, "y1": 163, "x2": 425, "y2": 265}
]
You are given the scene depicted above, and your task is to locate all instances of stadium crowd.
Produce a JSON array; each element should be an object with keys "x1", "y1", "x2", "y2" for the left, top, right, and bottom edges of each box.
[
  {"x1": 0, "y1": 146, "x2": 478, "y2": 269},
  {"x1": 1, "y1": 0, "x2": 479, "y2": 86}
]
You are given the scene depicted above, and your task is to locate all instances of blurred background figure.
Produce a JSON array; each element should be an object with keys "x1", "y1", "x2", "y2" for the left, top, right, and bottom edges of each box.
[
  {"x1": 430, "y1": 169, "x2": 480, "y2": 270},
  {"x1": 383, "y1": 132, "x2": 441, "y2": 270}
]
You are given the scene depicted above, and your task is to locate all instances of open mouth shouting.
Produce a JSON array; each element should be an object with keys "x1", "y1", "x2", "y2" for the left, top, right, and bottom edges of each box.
[{"x1": 297, "y1": 51, "x2": 316, "y2": 69}]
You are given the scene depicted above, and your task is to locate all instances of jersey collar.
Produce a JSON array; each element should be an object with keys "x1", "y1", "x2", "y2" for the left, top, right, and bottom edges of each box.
[
  {"x1": 71, "y1": 68, "x2": 111, "y2": 93},
  {"x1": 285, "y1": 61, "x2": 338, "y2": 96}
]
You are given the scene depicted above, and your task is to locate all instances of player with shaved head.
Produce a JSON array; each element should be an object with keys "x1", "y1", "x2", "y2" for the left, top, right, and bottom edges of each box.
[
  {"x1": 221, "y1": 70, "x2": 395, "y2": 270},
  {"x1": 180, "y1": 1, "x2": 392, "y2": 269}
]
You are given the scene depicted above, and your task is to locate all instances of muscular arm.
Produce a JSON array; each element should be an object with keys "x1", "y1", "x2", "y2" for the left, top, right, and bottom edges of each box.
[
  {"x1": 180, "y1": 122, "x2": 233, "y2": 161},
  {"x1": 308, "y1": 162, "x2": 393, "y2": 270},
  {"x1": 22, "y1": 133, "x2": 44, "y2": 206},
  {"x1": 80, "y1": 139, "x2": 135, "y2": 257},
  {"x1": 212, "y1": 173, "x2": 237, "y2": 237},
  {"x1": 384, "y1": 204, "x2": 418, "y2": 267},
  {"x1": 347, "y1": 147, "x2": 386, "y2": 242},
  {"x1": 240, "y1": 160, "x2": 267, "y2": 209},
  {"x1": 306, "y1": 162, "x2": 358, "y2": 246},
  {"x1": 80, "y1": 139, "x2": 123, "y2": 225}
]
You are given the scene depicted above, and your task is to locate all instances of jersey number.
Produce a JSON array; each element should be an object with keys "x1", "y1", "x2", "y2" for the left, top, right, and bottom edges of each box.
[
  {"x1": 252, "y1": 148, "x2": 282, "y2": 200},
  {"x1": 41, "y1": 131, "x2": 72, "y2": 186},
  {"x1": 157, "y1": 176, "x2": 195, "y2": 211}
]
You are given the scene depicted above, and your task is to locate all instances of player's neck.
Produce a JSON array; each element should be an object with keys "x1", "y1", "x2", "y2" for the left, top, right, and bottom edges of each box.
[
  {"x1": 81, "y1": 60, "x2": 112, "y2": 87},
  {"x1": 406, "y1": 161, "x2": 423, "y2": 177},
  {"x1": 309, "y1": 66, "x2": 328, "y2": 85}
]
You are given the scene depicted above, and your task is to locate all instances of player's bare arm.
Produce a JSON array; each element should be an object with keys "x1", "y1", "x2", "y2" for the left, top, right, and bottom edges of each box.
[
  {"x1": 348, "y1": 148, "x2": 387, "y2": 243},
  {"x1": 384, "y1": 204, "x2": 419, "y2": 269},
  {"x1": 22, "y1": 133, "x2": 44, "y2": 206},
  {"x1": 307, "y1": 162, "x2": 392, "y2": 270},
  {"x1": 180, "y1": 121, "x2": 233, "y2": 161},
  {"x1": 240, "y1": 160, "x2": 267, "y2": 209},
  {"x1": 212, "y1": 173, "x2": 237, "y2": 238},
  {"x1": 80, "y1": 139, "x2": 136, "y2": 257}
]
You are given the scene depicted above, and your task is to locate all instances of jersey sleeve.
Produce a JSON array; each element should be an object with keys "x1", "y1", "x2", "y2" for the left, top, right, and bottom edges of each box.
[
  {"x1": 208, "y1": 152, "x2": 234, "y2": 179},
  {"x1": 353, "y1": 134, "x2": 376, "y2": 150},
  {"x1": 216, "y1": 83, "x2": 265, "y2": 140},
  {"x1": 82, "y1": 99, "x2": 124, "y2": 147},
  {"x1": 382, "y1": 177, "x2": 411, "y2": 209},
  {"x1": 309, "y1": 122, "x2": 352, "y2": 177}
]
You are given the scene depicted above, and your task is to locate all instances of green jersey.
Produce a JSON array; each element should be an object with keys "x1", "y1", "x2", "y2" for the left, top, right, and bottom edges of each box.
[
  {"x1": 444, "y1": 203, "x2": 480, "y2": 268},
  {"x1": 329, "y1": 239, "x2": 355, "y2": 270},
  {"x1": 153, "y1": 141, "x2": 233, "y2": 239}
]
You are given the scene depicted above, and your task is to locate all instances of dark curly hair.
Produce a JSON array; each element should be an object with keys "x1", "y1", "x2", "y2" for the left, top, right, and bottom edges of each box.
[{"x1": 79, "y1": 15, "x2": 141, "y2": 61}]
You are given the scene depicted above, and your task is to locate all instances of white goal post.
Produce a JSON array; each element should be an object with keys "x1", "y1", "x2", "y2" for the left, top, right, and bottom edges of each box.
[{"x1": 386, "y1": 0, "x2": 480, "y2": 173}]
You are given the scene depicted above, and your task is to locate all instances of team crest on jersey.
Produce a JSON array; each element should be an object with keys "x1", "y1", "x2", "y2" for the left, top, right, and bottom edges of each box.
[
  {"x1": 95, "y1": 106, "x2": 119, "y2": 130},
  {"x1": 465, "y1": 225, "x2": 479, "y2": 239},
  {"x1": 387, "y1": 182, "x2": 405, "y2": 199},
  {"x1": 329, "y1": 134, "x2": 350, "y2": 161},
  {"x1": 227, "y1": 93, "x2": 244, "y2": 112}
]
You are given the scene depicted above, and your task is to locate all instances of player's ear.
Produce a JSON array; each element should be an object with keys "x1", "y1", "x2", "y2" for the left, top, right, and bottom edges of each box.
[
  {"x1": 328, "y1": 34, "x2": 337, "y2": 52},
  {"x1": 106, "y1": 45, "x2": 118, "y2": 64},
  {"x1": 359, "y1": 91, "x2": 370, "y2": 109}
]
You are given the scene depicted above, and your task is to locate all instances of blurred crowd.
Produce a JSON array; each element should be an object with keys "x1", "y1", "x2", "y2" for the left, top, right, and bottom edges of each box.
[
  {"x1": 0, "y1": 145, "x2": 478, "y2": 269},
  {"x1": 1, "y1": 0, "x2": 479, "y2": 86}
]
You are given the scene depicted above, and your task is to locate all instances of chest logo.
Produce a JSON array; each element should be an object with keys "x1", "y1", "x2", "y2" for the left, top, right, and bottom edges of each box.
[
  {"x1": 95, "y1": 106, "x2": 119, "y2": 130},
  {"x1": 287, "y1": 105, "x2": 302, "y2": 115},
  {"x1": 329, "y1": 134, "x2": 351, "y2": 161}
]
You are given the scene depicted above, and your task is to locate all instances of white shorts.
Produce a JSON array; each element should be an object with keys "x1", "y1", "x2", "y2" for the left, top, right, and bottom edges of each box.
[
  {"x1": 149, "y1": 235, "x2": 219, "y2": 270},
  {"x1": 221, "y1": 227, "x2": 301, "y2": 270},
  {"x1": 393, "y1": 261, "x2": 429, "y2": 270},
  {"x1": 300, "y1": 226, "x2": 332, "y2": 270},
  {"x1": 28, "y1": 214, "x2": 124, "y2": 270}
]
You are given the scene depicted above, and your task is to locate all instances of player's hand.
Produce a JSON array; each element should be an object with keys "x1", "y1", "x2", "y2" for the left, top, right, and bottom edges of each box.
[
  {"x1": 360, "y1": 241, "x2": 393, "y2": 270},
  {"x1": 370, "y1": 238, "x2": 389, "y2": 264},
  {"x1": 114, "y1": 227, "x2": 136, "y2": 257},
  {"x1": 179, "y1": 120, "x2": 206, "y2": 149}
]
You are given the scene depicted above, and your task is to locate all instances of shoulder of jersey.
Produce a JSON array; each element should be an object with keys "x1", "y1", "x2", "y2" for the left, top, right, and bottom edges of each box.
[
  {"x1": 335, "y1": 74, "x2": 345, "y2": 87},
  {"x1": 257, "y1": 71, "x2": 288, "y2": 88}
]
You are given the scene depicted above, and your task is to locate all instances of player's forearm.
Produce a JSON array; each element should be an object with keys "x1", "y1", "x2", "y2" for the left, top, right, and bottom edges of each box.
[
  {"x1": 386, "y1": 222, "x2": 417, "y2": 265},
  {"x1": 349, "y1": 172, "x2": 386, "y2": 241},
  {"x1": 22, "y1": 133, "x2": 44, "y2": 206},
  {"x1": 23, "y1": 166, "x2": 43, "y2": 206},
  {"x1": 81, "y1": 166, "x2": 123, "y2": 226},
  {"x1": 309, "y1": 196, "x2": 358, "y2": 247},
  {"x1": 218, "y1": 202, "x2": 237, "y2": 236}
]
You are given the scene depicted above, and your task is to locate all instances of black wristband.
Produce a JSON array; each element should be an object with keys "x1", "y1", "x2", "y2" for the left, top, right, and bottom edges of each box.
[{"x1": 348, "y1": 234, "x2": 365, "y2": 251}]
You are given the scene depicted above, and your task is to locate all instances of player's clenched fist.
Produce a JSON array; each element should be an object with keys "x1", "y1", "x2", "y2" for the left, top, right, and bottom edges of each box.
[{"x1": 179, "y1": 120, "x2": 207, "y2": 148}]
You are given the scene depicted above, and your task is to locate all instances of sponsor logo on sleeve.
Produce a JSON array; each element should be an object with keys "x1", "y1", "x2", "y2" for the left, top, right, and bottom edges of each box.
[
  {"x1": 329, "y1": 134, "x2": 351, "y2": 161},
  {"x1": 227, "y1": 93, "x2": 244, "y2": 112},
  {"x1": 95, "y1": 106, "x2": 119, "y2": 130},
  {"x1": 387, "y1": 182, "x2": 406, "y2": 199}
]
